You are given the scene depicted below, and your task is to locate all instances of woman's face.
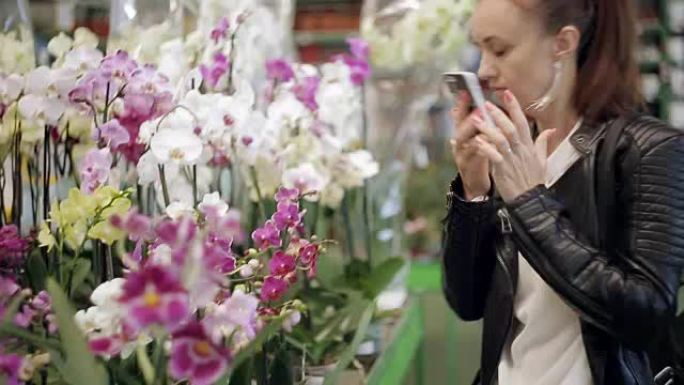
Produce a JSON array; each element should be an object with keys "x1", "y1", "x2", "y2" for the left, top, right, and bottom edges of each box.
[{"x1": 470, "y1": 0, "x2": 558, "y2": 115}]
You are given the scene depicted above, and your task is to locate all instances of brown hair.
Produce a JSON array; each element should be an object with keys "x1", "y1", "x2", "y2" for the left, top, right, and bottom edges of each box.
[{"x1": 523, "y1": 0, "x2": 644, "y2": 123}]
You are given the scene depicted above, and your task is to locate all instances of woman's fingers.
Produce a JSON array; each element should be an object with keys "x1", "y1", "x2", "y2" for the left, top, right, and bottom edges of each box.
[
  {"x1": 474, "y1": 135, "x2": 504, "y2": 163},
  {"x1": 498, "y1": 90, "x2": 533, "y2": 145},
  {"x1": 472, "y1": 114, "x2": 510, "y2": 153},
  {"x1": 450, "y1": 91, "x2": 471, "y2": 138},
  {"x1": 485, "y1": 101, "x2": 520, "y2": 147}
]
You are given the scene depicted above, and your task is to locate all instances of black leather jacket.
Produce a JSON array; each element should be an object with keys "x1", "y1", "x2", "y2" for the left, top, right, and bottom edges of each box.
[{"x1": 443, "y1": 115, "x2": 684, "y2": 385}]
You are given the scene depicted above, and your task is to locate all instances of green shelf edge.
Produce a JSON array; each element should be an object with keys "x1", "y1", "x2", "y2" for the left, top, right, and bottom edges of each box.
[
  {"x1": 408, "y1": 262, "x2": 442, "y2": 292},
  {"x1": 366, "y1": 301, "x2": 425, "y2": 385}
]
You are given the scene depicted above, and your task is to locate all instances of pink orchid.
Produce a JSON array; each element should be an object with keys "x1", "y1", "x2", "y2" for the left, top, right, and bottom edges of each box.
[
  {"x1": 266, "y1": 59, "x2": 295, "y2": 83},
  {"x1": 251, "y1": 221, "x2": 282, "y2": 250},
  {"x1": 268, "y1": 251, "x2": 296, "y2": 277},
  {"x1": 169, "y1": 321, "x2": 230, "y2": 385},
  {"x1": 80, "y1": 148, "x2": 112, "y2": 194},
  {"x1": 97, "y1": 119, "x2": 130, "y2": 150},
  {"x1": 199, "y1": 53, "x2": 230, "y2": 88},
  {"x1": 210, "y1": 17, "x2": 230, "y2": 44},
  {"x1": 260, "y1": 276, "x2": 288, "y2": 302},
  {"x1": 118, "y1": 265, "x2": 190, "y2": 332}
]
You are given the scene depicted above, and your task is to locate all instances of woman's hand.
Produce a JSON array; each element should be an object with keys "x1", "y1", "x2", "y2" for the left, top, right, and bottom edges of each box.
[
  {"x1": 450, "y1": 92, "x2": 491, "y2": 200},
  {"x1": 470, "y1": 90, "x2": 555, "y2": 203}
]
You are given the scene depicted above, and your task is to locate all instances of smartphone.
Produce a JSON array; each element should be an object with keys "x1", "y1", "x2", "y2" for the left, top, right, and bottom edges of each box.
[{"x1": 443, "y1": 71, "x2": 495, "y2": 127}]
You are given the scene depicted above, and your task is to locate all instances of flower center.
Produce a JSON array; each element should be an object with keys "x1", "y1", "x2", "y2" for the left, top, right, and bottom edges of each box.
[
  {"x1": 143, "y1": 292, "x2": 161, "y2": 308},
  {"x1": 193, "y1": 341, "x2": 213, "y2": 357},
  {"x1": 169, "y1": 148, "x2": 185, "y2": 160}
]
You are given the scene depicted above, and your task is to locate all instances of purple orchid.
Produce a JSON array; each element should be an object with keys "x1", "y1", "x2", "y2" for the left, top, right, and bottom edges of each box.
[
  {"x1": 204, "y1": 234, "x2": 236, "y2": 274},
  {"x1": 0, "y1": 225, "x2": 29, "y2": 275},
  {"x1": 299, "y1": 243, "x2": 319, "y2": 266},
  {"x1": 118, "y1": 265, "x2": 190, "y2": 332},
  {"x1": 275, "y1": 187, "x2": 299, "y2": 203},
  {"x1": 293, "y1": 76, "x2": 321, "y2": 111},
  {"x1": 14, "y1": 304, "x2": 38, "y2": 328},
  {"x1": 260, "y1": 276, "x2": 289, "y2": 302},
  {"x1": 347, "y1": 37, "x2": 370, "y2": 60},
  {"x1": 100, "y1": 50, "x2": 138, "y2": 82},
  {"x1": 127, "y1": 64, "x2": 173, "y2": 96},
  {"x1": 169, "y1": 321, "x2": 230, "y2": 385},
  {"x1": 97, "y1": 119, "x2": 130, "y2": 150},
  {"x1": 266, "y1": 59, "x2": 295, "y2": 83},
  {"x1": 200, "y1": 53, "x2": 230, "y2": 88},
  {"x1": 210, "y1": 17, "x2": 230, "y2": 44},
  {"x1": 335, "y1": 38, "x2": 372, "y2": 86},
  {"x1": 268, "y1": 251, "x2": 296, "y2": 277},
  {"x1": 80, "y1": 148, "x2": 112, "y2": 194},
  {"x1": 251, "y1": 221, "x2": 282, "y2": 250},
  {"x1": 272, "y1": 201, "x2": 303, "y2": 231},
  {"x1": 0, "y1": 350, "x2": 24, "y2": 385},
  {"x1": 110, "y1": 210, "x2": 153, "y2": 242},
  {"x1": 203, "y1": 291, "x2": 259, "y2": 346}
]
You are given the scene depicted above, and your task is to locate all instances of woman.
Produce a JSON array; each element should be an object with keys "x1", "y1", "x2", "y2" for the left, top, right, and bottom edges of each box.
[{"x1": 443, "y1": 0, "x2": 684, "y2": 384}]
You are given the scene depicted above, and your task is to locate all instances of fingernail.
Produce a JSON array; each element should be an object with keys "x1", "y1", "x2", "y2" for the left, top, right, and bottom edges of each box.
[
  {"x1": 504, "y1": 90, "x2": 514, "y2": 102},
  {"x1": 472, "y1": 116, "x2": 484, "y2": 127},
  {"x1": 473, "y1": 108, "x2": 483, "y2": 118},
  {"x1": 485, "y1": 101, "x2": 496, "y2": 111}
]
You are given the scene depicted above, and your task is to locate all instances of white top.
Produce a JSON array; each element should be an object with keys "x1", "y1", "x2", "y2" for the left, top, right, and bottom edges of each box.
[{"x1": 497, "y1": 119, "x2": 594, "y2": 385}]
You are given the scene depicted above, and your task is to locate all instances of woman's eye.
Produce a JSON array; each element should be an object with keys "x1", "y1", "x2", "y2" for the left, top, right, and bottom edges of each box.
[{"x1": 493, "y1": 48, "x2": 508, "y2": 57}]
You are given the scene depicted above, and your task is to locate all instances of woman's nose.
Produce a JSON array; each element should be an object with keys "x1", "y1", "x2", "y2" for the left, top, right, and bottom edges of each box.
[{"x1": 477, "y1": 55, "x2": 497, "y2": 82}]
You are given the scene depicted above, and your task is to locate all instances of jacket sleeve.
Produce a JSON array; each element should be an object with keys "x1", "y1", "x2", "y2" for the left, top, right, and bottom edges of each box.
[
  {"x1": 506, "y1": 135, "x2": 684, "y2": 349},
  {"x1": 442, "y1": 176, "x2": 499, "y2": 321}
]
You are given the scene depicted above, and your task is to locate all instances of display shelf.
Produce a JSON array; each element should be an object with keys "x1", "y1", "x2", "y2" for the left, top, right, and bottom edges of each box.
[{"x1": 366, "y1": 300, "x2": 425, "y2": 385}]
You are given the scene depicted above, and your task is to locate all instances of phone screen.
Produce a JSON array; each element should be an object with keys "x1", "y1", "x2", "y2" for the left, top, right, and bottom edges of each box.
[{"x1": 443, "y1": 74, "x2": 502, "y2": 112}]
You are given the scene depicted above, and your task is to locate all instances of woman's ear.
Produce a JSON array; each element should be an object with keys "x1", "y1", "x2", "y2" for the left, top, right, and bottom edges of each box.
[{"x1": 554, "y1": 25, "x2": 581, "y2": 60}]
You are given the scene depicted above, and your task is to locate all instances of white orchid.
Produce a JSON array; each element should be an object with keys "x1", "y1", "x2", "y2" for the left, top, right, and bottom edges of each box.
[
  {"x1": 165, "y1": 201, "x2": 195, "y2": 220},
  {"x1": 315, "y1": 62, "x2": 364, "y2": 147},
  {"x1": 17, "y1": 66, "x2": 77, "y2": 127},
  {"x1": 150, "y1": 129, "x2": 203, "y2": 165},
  {"x1": 282, "y1": 163, "x2": 330, "y2": 198},
  {"x1": 335, "y1": 150, "x2": 380, "y2": 189},
  {"x1": 0, "y1": 28, "x2": 35, "y2": 74},
  {"x1": 75, "y1": 278, "x2": 151, "y2": 359},
  {"x1": 0, "y1": 73, "x2": 23, "y2": 104},
  {"x1": 198, "y1": 192, "x2": 229, "y2": 216}
]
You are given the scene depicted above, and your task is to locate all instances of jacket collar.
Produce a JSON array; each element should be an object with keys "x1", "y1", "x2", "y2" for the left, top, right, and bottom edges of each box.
[{"x1": 569, "y1": 119, "x2": 608, "y2": 155}]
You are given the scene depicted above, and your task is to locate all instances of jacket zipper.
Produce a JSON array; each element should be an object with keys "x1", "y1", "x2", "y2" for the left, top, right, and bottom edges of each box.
[{"x1": 490, "y1": 208, "x2": 515, "y2": 385}]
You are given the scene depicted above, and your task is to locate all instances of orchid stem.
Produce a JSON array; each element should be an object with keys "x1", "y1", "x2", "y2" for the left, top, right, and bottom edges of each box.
[
  {"x1": 192, "y1": 165, "x2": 198, "y2": 208},
  {"x1": 158, "y1": 165, "x2": 171, "y2": 208},
  {"x1": 341, "y1": 194, "x2": 356, "y2": 261},
  {"x1": 249, "y1": 166, "x2": 267, "y2": 221}
]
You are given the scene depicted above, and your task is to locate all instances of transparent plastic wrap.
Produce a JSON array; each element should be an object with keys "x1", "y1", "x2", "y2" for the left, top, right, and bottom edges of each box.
[
  {"x1": 108, "y1": 0, "x2": 185, "y2": 66},
  {"x1": 360, "y1": 0, "x2": 473, "y2": 294},
  {"x1": 361, "y1": 0, "x2": 473, "y2": 73},
  {"x1": 0, "y1": 0, "x2": 35, "y2": 74},
  {"x1": 184, "y1": 0, "x2": 296, "y2": 90}
]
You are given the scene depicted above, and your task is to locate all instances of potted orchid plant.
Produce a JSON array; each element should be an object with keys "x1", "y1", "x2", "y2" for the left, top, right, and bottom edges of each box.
[{"x1": 0, "y1": 2, "x2": 406, "y2": 383}]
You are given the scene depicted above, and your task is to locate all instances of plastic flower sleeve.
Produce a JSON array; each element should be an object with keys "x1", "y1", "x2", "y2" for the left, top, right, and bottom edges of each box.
[
  {"x1": 108, "y1": 0, "x2": 185, "y2": 80},
  {"x1": 0, "y1": 0, "x2": 35, "y2": 74}
]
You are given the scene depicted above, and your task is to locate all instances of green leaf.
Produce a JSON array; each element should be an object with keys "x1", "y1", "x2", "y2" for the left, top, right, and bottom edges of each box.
[
  {"x1": 360, "y1": 258, "x2": 405, "y2": 299},
  {"x1": 269, "y1": 347, "x2": 294, "y2": 385},
  {"x1": 322, "y1": 302, "x2": 375, "y2": 385},
  {"x1": 226, "y1": 357, "x2": 253, "y2": 385},
  {"x1": 230, "y1": 315, "x2": 287, "y2": 376},
  {"x1": 46, "y1": 278, "x2": 109, "y2": 385},
  {"x1": 26, "y1": 251, "x2": 48, "y2": 292},
  {"x1": 69, "y1": 258, "x2": 92, "y2": 296},
  {"x1": 0, "y1": 323, "x2": 62, "y2": 352}
]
